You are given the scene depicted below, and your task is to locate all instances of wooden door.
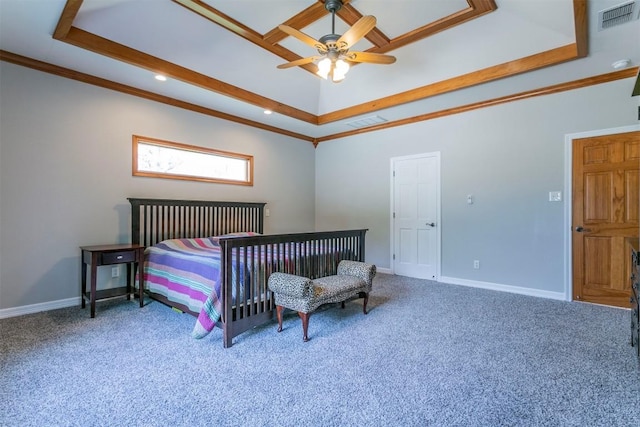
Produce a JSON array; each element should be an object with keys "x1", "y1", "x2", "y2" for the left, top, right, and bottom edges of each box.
[
  {"x1": 572, "y1": 131, "x2": 640, "y2": 307},
  {"x1": 392, "y1": 153, "x2": 440, "y2": 280}
]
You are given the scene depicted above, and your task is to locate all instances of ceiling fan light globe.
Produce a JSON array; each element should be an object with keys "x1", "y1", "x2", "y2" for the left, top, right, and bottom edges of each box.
[
  {"x1": 317, "y1": 57, "x2": 331, "y2": 79},
  {"x1": 331, "y1": 59, "x2": 349, "y2": 82},
  {"x1": 335, "y1": 59, "x2": 350, "y2": 74},
  {"x1": 332, "y1": 73, "x2": 346, "y2": 82}
]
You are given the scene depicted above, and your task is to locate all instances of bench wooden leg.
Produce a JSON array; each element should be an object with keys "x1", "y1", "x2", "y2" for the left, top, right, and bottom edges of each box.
[
  {"x1": 276, "y1": 305, "x2": 284, "y2": 332},
  {"x1": 363, "y1": 292, "x2": 369, "y2": 315},
  {"x1": 298, "y1": 311, "x2": 311, "y2": 342}
]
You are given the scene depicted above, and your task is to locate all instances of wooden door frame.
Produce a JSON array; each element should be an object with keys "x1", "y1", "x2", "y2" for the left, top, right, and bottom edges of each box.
[
  {"x1": 389, "y1": 152, "x2": 442, "y2": 279},
  {"x1": 563, "y1": 124, "x2": 640, "y2": 302}
]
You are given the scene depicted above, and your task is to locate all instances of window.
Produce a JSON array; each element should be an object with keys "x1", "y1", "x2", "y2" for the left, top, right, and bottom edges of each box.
[{"x1": 132, "y1": 135, "x2": 253, "y2": 186}]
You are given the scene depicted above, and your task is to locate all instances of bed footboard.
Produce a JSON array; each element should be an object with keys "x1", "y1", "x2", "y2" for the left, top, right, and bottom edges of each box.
[{"x1": 218, "y1": 229, "x2": 367, "y2": 347}]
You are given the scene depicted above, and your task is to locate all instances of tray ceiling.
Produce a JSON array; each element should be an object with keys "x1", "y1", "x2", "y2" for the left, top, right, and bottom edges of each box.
[{"x1": 1, "y1": 0, "x2": 639, "y2": 143}]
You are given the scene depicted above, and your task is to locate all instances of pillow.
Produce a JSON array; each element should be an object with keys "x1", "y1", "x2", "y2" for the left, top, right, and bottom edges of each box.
[{"x1": 210, "y1": 231, "x2": 261, "y2": 244}]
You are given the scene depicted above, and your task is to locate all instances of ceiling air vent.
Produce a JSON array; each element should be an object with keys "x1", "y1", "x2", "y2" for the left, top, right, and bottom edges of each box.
[
  {"x1": 597, "y1": 0, "x2": 640, "y2": 31},
  {"x1": 345, "y1": 115, "x2": 388, "y2": 129}
]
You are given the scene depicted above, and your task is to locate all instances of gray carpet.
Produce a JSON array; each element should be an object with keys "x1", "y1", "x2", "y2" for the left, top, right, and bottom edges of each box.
[{"x1": 1, "y1": 273, "x2": 639, "y2": 427}]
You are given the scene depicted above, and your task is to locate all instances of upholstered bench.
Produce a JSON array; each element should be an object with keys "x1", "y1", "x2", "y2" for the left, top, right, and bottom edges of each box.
[{"x1": 267, "y1": 260, "x2": 376, "y2": 341}]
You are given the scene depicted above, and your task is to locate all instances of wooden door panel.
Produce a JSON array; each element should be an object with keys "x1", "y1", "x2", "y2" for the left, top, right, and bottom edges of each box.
[
  {"x1": 584, "y1": 172, "x2": 612, "y2": 222},
  {"x1": 624, "y1": 138, "x2": 640, "y2": 160},
  {"x1": 573, "y1": 131, "x2": 640, "y2": 308},
  {"x1": 583, "y1": 237, "x2": 611, "y2": 287},
  {"x1": 582, "y1": 236, "x2": 626, "y2": 297},
  {"x1": 583, "y1": 144, "x2": 610, "y2": 164},
  {"x1": 627, "y1": 170, "x2": 639, "y2": 222}
]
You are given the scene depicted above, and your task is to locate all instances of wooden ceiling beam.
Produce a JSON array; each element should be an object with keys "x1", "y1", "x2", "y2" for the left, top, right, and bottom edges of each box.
[
  {"x1": 52, "y1": 0, "x2": 83, "y2": 39},
  {"x1": 263, "y1": 2, "x2": 327, "y2": 45},
  {"x1": 55, "y1": 26, "x2": 318, "y2": 125},
  {"x1": 338, "y1": 4, "x2": 390, "y2": 48},
  {"x1": 172, "y1": 0, "x2": 318, "y2": 74},
  {"x1": 372, "y1": 0, "x2": 497, "y2": 55},
  {"x1": 314, "y1": 67, "x2": 638, "y2": 144},
  {"x1": 44, "y1": 0, "x2": 591, "y2": 142},
  {"x1": 318, "y1": 43, "x2": 581, "y2": 125},
  {"x1": 0, "y1": 50, "x2": 315, "y2": 143}
]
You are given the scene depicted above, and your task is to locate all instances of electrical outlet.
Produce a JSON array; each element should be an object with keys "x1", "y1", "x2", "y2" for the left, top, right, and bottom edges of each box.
[
  {"x1": 111, "y1": 266, "x2": 120, "y2": 278},
  {"x1": 473, "y1": 260, "x2": 480, "y2": 269}
]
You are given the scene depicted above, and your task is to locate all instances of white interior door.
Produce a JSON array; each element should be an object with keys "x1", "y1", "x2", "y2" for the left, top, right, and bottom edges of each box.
[{"x1": 392, "y1": 153, "x2": 440, "y2": 280}]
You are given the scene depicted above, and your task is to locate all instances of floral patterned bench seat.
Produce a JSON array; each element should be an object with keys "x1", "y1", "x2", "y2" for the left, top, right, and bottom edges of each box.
[{"x1": 267, "y1": 260, "x2": 377, "y2": 341}]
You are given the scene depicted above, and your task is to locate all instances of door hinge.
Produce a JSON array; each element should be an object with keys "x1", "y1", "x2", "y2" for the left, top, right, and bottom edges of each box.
[
  {"x1": 393, "y1": 212, "x2": 395, "y2": 218},
  {"x1": 393, "y1": 170, "x2": 395, "y2": 177},
  {"x1": 393, "y1": 254, "x2": 396, "y2": 260}
]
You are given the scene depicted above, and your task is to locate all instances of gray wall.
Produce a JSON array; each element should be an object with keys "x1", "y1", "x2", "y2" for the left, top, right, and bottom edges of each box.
[
  {"x1": 1, "y1": 59, "x2": 638, "y2": 313},
  {"x1": 315, "y1": 78, "x2": 639, "y2": 296},
  {"x1": 0, "y1": 62, "x2": 316, "y2": 311}
]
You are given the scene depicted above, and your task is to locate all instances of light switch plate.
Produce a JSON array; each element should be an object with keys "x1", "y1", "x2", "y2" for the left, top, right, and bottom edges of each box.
[{"x1": 549, "y1": 191, "x2": 562, "y2": 202}]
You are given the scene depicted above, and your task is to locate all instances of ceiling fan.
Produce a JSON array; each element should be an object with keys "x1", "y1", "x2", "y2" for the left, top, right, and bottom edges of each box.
[{"x1": 277, "y1": 0, "x2": 396, "y2": 82}]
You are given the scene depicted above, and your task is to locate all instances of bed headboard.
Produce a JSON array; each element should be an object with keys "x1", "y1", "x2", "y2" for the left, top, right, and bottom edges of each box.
[{"x1": 128, "y1": 198, "x2": 266, "y2": 247}]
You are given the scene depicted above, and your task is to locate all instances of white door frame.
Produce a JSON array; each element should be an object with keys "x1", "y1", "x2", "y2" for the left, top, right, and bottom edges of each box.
[
  {"x1": 563, "y1": 124, "x2": 640, "y2": 302},
  {"x1": 390, "y1": 152, "x2": 442, "y2": 280}
]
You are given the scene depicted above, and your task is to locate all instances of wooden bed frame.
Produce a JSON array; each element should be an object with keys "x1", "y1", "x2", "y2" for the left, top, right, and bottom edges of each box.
[{"x1": 128, "y1": 198, "x2": 367, "y2": 347}]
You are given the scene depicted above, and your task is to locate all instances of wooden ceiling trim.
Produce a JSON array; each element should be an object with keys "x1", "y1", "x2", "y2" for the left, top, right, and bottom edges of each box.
[
  {"x1": 4, "y1": 51, "x2": 632, "y2": 147},
  {"x1": 0, "y1": 50, "x2": 314, "y2": 143},
  {"x1": 54, "y1": 26, "x2": 318, "y2": 125},
  {"x1": 318, "y1": 43, "x2": 580, "y2": 125},
  {"x1": 263, "y1": 2, "x2": 327, "y2": 45},
  {"x1": 52, "y1": 0, "x2": 83, "y2": 40},
  {"x1": 44, "y1": 0, "x2": 590, "y2": 143},
  {"x1": 314, "y1": 67, "x2": 639, "y2": 144},
  {"x1": 573, "y1": 0, "x2": 588, "y2": 57},
  {"x1": 373, "y1": 1, "x2": 496, "y2": 55},
  {"x1": 172, "y1": 0, "x2": 318, "y2": 74},
  {"x1": 338, "y1": 4, "x2": 390, "y2": 48},
  {"x1": 172, "y1": 0, "x2": 258, "y2": 41},
  {"x1": 175, "y1": 0, "x2": 492, "y2": 69},
  {"x1": 470, "y1": 0, "x2": 500, "y2": 12}
]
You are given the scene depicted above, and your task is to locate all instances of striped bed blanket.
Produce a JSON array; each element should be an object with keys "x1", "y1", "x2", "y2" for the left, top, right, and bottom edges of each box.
[{"x1": 143, "y1": 233, "x2": 258, "y2": 339}]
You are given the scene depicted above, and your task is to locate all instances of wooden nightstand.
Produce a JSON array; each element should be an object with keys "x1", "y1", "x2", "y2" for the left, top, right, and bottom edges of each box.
[{"x1": 80, "y1": 244, "x2": 145, "y2": 318}]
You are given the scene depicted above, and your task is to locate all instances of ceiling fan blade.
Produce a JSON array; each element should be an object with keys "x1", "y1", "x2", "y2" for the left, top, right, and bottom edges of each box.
[
  {"x1": 344, "y1": 51, "x2": 396, "y2": 64},
  {"x1": 278, "y1": 25, "x2": 327, "y2": 53},
  {"x1": 336, "y1": 15, "x2": 376, "y2": 50},
  {"x1": 277, "y1": 56, "x2": 322, "y2": 69}
]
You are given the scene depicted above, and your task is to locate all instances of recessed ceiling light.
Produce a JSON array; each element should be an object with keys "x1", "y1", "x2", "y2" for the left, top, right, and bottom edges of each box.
[
  {"x1": 611, "y1": 59, "x2": 631, "y2": 70},
  {"x1": 154, "y1": 74, "x2": 167, "y2": 81},
  {"x1": 264, "y1": 110, "x2": 273, "y2": 115}
]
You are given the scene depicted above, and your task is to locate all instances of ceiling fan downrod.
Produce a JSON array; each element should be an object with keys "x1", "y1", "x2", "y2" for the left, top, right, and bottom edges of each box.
[
  {"x1": 325, "y1": 0, "x2": 343, "y2": 34},
  {"x1": 318, "y1": 0, "x2": 347, "y2": 82}
]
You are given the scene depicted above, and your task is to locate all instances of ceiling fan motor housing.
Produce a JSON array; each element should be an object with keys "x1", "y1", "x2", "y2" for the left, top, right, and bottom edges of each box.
[
  {"x1": 318, "y1": 34, "x2": 341, "y2": 53},
  {"x1": 324, "y1": 0, "x2": 343, "y2": 13}
]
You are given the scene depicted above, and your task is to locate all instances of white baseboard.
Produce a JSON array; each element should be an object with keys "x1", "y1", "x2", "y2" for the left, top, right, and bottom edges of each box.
[
  {"x1": 0, "y1": 297, "x2": 81, "y2": 319},
  {"x1": 439, "y1": 276, "x2": 567, "y2": 301},
  {"x1": 0, "y1": 274, "x2": 566, "y2": 319}
]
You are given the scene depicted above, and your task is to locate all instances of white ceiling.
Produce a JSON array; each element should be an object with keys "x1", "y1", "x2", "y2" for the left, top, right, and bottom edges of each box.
[{"x1": 1, "y1": 0, "x2": 639, "y2": 141}]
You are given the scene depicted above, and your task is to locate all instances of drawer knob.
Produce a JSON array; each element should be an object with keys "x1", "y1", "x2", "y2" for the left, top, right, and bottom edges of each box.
[{"x1": 116, "y1": 255, "x2": 123, "y2": 260}]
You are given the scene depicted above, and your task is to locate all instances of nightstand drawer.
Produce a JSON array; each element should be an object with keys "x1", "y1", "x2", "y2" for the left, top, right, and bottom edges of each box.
[{"x1": 101, "y1": 251, "x2": 136, "y2": 265}]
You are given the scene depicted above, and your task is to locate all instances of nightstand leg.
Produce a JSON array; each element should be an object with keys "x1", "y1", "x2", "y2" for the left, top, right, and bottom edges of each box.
[
  {"x1": 136, "y1": 261, "x2": 144, "y2": 308},
  {"x1": 90, "y1": 262, "x2": 97, "y2": 318},
  {"x1": 126, "y1": 263, "x2": 132, "y2": 300},
  {"x1": 81, "y1": 257, "x2": 87, "y2": 309}
]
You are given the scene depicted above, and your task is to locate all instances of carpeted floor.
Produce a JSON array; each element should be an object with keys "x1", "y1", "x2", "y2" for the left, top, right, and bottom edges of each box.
[{"x1": 1, "y1": 273, "x2": 639, "y2": 426}]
